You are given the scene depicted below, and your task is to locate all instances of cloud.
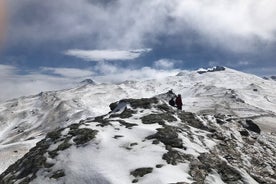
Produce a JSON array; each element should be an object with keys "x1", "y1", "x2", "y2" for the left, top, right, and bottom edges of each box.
[
  {"x1": 169, "y1": 0, "x2": 276, "y2": 52},
  {"x1": 64, "y1": 48, "x2": 151, "y2": 61},
  {"x1": 243, "y1": 67, "x2": 276, "y2": 76},
  {"x1": 0, "y1": 64, "x2": 180, "y2": 102},
  {"x1": 41, "y1": 67, "x2": 94, "y2": 78},
  {"x1": 0, "y1": 62, "x2": 274, "y2": 102},
  {"x1": 7, "y1": 0, "x2": 276, "y2": 52},
  {"x1": 153, "y1": 59, "x2": 180, "y2": 69},
  {"x1": 0, "y1": 64, "x2": 82, "y2": 102},
  {"x1": 0, "y1": 0, "x2": 6, "y2": 46},
  {"x1": 94, "y1": 66, "x2": 181, "y2": 83}
]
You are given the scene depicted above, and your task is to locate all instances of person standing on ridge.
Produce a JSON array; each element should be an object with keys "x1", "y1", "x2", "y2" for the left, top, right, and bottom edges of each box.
[{"x1": 175, "y1": 94, "x2": 183, "y2": 110}]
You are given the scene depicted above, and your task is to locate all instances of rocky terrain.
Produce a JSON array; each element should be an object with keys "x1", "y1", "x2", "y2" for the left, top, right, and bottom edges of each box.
[
  {"x1": 0, "y1": 93, "x2": 275, "y2": 184},
  {"x1": 0, "y1": 67, "x2": 275, "y2": 183}
]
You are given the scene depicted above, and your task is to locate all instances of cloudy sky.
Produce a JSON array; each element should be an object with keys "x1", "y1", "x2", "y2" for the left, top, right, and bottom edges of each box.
[{"x1": 0, "y1": 0, "x2": 276, "y2": 101}]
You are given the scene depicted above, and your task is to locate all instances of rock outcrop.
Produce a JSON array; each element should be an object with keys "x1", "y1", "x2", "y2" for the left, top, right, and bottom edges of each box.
[{"x1": 0, "y1": 96, "x2": 275, "y2": 184}]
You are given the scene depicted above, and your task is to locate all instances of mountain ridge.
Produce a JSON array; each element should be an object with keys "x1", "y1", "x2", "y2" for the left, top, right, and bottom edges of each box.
[
  {"x1": 0, "y1": 95, "x2": 275, "y2": 183},
  {"x1": 0, "y1": 67, "x2": 275, "y2": 183}
]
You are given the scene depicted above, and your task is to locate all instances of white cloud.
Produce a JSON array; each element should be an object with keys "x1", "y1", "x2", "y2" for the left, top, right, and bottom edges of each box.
[
  {"x1": 0, "y1": 64, "x2": 18, "y2": 76},
  {"x1": 93, "y1": 62, "x2": 120, "y2": 74},
  {"x1": 94, "y1": 66, "x2": 181, "y2": 83},
  {"x1": 153, "y1": 59, "x2": 178, "y2": 69},
  {"x1": 64, "y1": 49, "x2": 151, "y2": 61},
  {"x1": 41, "y1": 67, "x2": 94, "y2": 78}
]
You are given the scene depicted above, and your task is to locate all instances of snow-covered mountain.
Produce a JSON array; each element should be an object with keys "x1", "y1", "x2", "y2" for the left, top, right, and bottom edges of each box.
[{"x1": 0, "y1": 67, "x2": 275, "y2": 183}]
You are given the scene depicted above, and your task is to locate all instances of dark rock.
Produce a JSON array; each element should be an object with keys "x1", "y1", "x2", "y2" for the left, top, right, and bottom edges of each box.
[
  {"x1": 0, "y1": 120, "x2": 99, "y2": 183},
  {"x1": 197, "y1": 70, "x2": 207, "y2": 74},
  {"x1": 109, "y1": 102, "x2": 118, "y2": 111},
  {"x1": 243, "y1": 119, "x2": 261, "y2": 134},
  {"x1": 208, "y1": 132, "x2": 226, "y2": 141},
  {"x1": 141, "y1": 113, "x2": 176, "y2": 125},
  {"x1": 44, "y1": 162, "x2": 55, "y2": 168},
  {"x1": 117, "y1": 120, "x2": 138, "y2": 128},
  {"x1": 50, "y1": 170, "x2": 65, "y2": 179},
  {"x1": 18, "y1": 177, "x2": 32, "y2": 184},
  {"x1": 46, "y1": 129, "x2": 62, "y2": 140},
  {"x1": 197, "y1": 153, "x2": 242, "y2": 183},
  {"x1": 68, "y1": 123, "x2": 80, "y2": 130},
  {"x1": 156, "y1": 164, "x2": 164, "y2": 168},
  {"x1": 80, "y1": 79, "x2": 96, "y2": 85},
  {"x1": 48, "y1": 150, "x2": 58, "y2": 158},
  {"x1": 132, "y1": 179, "x2": 139, "y2": 183},
  {"x1": 114, "y1": 135, "x2": 124, "y2": 139},
  {"x1": 130, "y1": 143, "x2": 138, "y2": 147},
  {"x1": 197, "y1": 66, "x2": 225, "y2": 74},
  {"x1": 141, "y1": 114, "x2": 165, "y2": 125},
  {"x1": 152, "y1": 140, "x2": 160, "y2": 144},
  {"x1": 214, "y1": 113, "x2": 227, "y2": 119},
  {"x1": 26, "y1": 137, "x2": 36, "y2": 141},
  {"x1": 163, "y1": 149, "x2": 193, "y2": 165},
  {"x1": 189, "y1": 159, "x2": 209, "y2": 183},
  {"x1": 110, "y1": 108, "x2": 136, "y2": 119},
  {"x1": 57, "y1": 138, "x2": 72, "y2": 150},
  {"x1": 70, "y1": 128, "x2": 98, "y2": 145},
  {"x1": 146, "y1": 126, "x2": 183, "y2": 148},
  {"x1": 120, "y1": 98, "x2": 159, "y2": 109},
  {"x1": 157, "y1": 104, "x2": 172, "y2": 112},
  {"x1": 239, "y1": 130, "x2": 249, "y2": 137},
  {"x1": 178, "y1": 112, "x2": 211, "y2": 132},
  {"x1": 216, "y1": 118, "x2": 226, "y2": 125},
  {"x1": 130, "y1": 167, "x2": 153, "y2": 177},
  {"x1": 0, "y1": 138, "x2": 50, "y2": 183},
  {"x1": 211, "y1": 66, "x2": 225, "y2": 72},
  {"x1": 93, "y1": 115, "x2": 111, "y2": 127}
]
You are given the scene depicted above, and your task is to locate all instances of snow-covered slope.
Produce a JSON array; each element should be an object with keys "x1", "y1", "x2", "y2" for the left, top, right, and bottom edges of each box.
[
  {"x1": 0, "y1": 96, "x2": 275, "y2": 183},
  {"x1": 0, "y1": 67, "x2": 275, "y2": 177}
]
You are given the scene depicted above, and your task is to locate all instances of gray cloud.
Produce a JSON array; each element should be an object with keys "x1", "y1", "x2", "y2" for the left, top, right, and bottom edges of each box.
[
  {"x1": 0, "y1": 64, "x2": 77, "y2": 101},
  {"x1": 7, "y1": 0, "x2": 276, "y2": 51}
]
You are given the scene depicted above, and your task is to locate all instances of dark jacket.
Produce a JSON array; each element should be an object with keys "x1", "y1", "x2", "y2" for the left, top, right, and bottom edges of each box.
[{"x1": 175, "y1": 95, "x2": 182, "y2": 109}]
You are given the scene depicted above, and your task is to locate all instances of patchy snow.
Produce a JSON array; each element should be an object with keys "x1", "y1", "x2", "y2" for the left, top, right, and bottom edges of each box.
[
  {"x1": 205, "y1": 170, "x2": 226, "y2": 184},
  {"x1": 0, "y1": 67, "x2": 275, "y2": 180},
  {"x1": 239, "y1": 169, "x2": 259, "y2": 184}
]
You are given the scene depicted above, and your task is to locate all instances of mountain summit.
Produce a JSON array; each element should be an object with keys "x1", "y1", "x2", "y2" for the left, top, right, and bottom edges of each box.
[{"x1": 0, "y1": 67, "x2": 275, "y2": 183}]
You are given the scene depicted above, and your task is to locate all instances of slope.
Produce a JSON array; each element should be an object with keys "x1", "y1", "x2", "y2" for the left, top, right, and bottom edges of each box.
[
  {"x1": 0, "y1": 95, "x2": 275, "y2": 183},
  {"x1": 0, "y1": 67, "x2": 275, "y2": 174}
]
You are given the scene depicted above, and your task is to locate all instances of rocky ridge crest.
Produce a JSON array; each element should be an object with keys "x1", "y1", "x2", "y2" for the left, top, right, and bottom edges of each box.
[{"x1": 0, "y1": 93, "x2": 275, "y2": 184}]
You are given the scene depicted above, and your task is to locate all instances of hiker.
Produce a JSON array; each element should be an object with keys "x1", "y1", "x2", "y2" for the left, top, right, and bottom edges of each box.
[
  {"x1": 169, "y1": 97, "x2": 175, "y2": 107},
  {"x1": 175, "y1": 94, "x2": 183, "y2": 110}
]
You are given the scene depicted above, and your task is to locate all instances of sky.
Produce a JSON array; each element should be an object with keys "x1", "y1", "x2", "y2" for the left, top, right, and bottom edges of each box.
[{"x1": 0, "y1": 0, "x2": 276, "y2": 101}]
